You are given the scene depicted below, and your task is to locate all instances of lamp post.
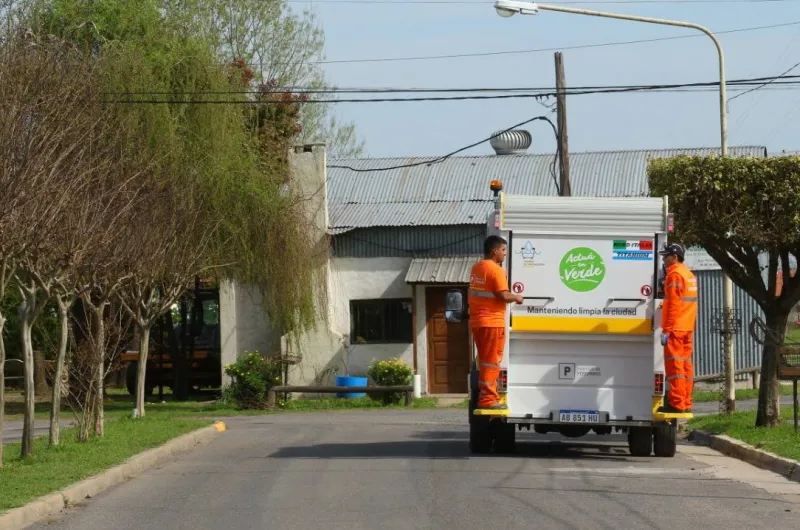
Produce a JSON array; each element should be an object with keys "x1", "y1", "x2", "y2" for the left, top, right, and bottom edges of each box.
[{"x1": 494, "y1": 0, "x2": 736, "y2": 411}]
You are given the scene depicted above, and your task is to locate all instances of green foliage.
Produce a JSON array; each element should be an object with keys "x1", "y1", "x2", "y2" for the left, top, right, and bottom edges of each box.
[
  {"x1": 30, "y1": 0, "x2": 327, "y2": 337},
  {"x1": 648, "y1": 155, "x2": 800, "y2": 311},
  {"x1": 367, "y1": 357, "x2": 413, "y2": 405},
  {"x1": 223, "y1": 351, "x2": 283, "y2": 409}
]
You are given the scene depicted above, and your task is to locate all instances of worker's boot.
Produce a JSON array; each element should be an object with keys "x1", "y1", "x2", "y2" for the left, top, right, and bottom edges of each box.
[
  {"x1": 658, "y1": 403, "x2": 689, "y2": 414},
  {"x1": 479, "y1": 402, "x2": 507, "y2": 411}
]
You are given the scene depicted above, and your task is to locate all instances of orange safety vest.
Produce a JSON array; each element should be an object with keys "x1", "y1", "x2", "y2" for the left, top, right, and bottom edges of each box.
[
  {"x1": 661, "y1": 262, "x2": 698, "y2": 333},
  {"x1": 468, "y1": 259, "x2": 509, "y2": 328}
]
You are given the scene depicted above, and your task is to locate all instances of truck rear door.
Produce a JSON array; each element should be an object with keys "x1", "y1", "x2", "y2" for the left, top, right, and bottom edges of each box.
[{"x1": 501, "y1": 196, "x2": 666, "y2": 422}]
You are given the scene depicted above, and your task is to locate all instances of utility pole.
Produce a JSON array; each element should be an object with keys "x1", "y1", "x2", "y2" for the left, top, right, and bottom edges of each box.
[{"x1": 554, "y1": 52, "x2": 571, "y2": 196}]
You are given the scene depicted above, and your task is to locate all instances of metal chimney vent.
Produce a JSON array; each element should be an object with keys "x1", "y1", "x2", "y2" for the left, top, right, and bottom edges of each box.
[{"x1": 490, "y1": 129, "x2": 532, "y2": 155}]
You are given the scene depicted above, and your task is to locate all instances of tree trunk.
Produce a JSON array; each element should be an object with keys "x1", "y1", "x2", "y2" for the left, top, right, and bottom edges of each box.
[
  {"x1": 756, "y1": 308, "x2": 790, "y2": 427},
  {"x1": 0, "y1": 312, "x2": 6, "y2": 469},
  {"x1": 33, "y1": 349, "x2": 50, "y2": 396},
  {"x1": 49, "y1": 302, "x2": 70, "y2": 446},
  {"x1": 21, "y1": 311, "x2": 36, "y2": 458},
  {"x1": 135, "y1": 324, "x2": 151, "y2": 418},
  {"x1": 92, "y1": 305, "x2": 106, "y2": 437}
]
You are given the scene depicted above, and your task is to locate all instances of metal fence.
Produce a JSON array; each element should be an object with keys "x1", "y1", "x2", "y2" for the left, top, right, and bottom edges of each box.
[{"x1": 694, "y1": 270, "x2": 764, "y2": 378}]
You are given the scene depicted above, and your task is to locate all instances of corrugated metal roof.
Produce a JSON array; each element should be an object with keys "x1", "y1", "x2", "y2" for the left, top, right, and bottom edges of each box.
[
  {"x1": 328, "y1": 146, "x2": 766, "y2": 231},
  {"x1": 405, "y1": 255, "x2": 482, "y2": 284}
]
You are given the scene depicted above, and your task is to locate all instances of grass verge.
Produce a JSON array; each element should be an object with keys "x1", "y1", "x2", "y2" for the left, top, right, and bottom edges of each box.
[
  {"x1": 0, "y1": 414, "x2": 208, "y2": 513},
  {"x1": 692, "y1": 385, "x2": 794, "y2": 403},
  {"x1": 689, "y1": 406, "x2": 800, "y2": 462},
  {"x1": 4, "y1": 388, "x2": 442, "y2": 422}
]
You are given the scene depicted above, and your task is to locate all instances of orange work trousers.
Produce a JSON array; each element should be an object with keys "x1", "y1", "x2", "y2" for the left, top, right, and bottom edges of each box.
[
  {"x1": 665, "y1": 330, "x2": 694, "y2": 411},
  {"x1": 473, "y1": 327, "x2": 506, "y2": 407}
]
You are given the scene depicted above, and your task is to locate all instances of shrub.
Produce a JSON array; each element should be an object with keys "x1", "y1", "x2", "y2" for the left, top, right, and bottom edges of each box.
[
  {"x1": 223, "y1": 351, "x2": 282, "y2": 409},
  {"x1": 367, "y1": 357, "x2": 414, "y2": 405}
]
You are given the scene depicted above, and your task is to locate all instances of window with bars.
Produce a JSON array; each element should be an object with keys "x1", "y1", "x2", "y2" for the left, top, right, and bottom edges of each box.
[{"x1": 350, "y1": 298, "x2": 413, "y2": 344}]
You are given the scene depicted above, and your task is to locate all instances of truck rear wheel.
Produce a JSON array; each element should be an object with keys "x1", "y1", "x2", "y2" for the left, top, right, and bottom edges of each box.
[
  {"x1": 493, "y1": 421, "x2": 516, "y2": 454},
  {"x1": 653, "y1": 421, "x2": 677, "y2": 457},
  {"x1": 627, "y1": 426, "x2": 653, "y2": 457},
  {"x1": 469, "y1": 417, "x2": 493, "y2": 454}
]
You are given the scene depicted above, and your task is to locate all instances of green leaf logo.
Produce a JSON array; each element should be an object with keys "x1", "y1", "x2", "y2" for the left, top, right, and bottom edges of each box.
[{"x1": 560, "y1": 247, "x2": 606, "y2": 292}]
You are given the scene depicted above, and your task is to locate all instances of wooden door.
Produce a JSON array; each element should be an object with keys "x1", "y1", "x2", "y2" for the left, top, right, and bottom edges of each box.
[{"x1": 426, "y1": 286, "x2": 471, "y2": 394}]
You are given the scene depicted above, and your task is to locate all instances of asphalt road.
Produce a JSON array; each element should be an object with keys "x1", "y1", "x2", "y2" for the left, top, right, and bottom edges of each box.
[
  {"x1": 31, "y1": 409, "x2": 800, "y2": 530},
  {"x1": 2, "y1": 419, "x2": 74, "y2": 445}
]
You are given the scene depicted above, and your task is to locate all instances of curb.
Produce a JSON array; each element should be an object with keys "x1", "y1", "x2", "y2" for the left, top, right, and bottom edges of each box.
[
  {"x1": 688, "y1": 429, "x2": 800, "y2": 483},
  {"x1": 0, "y1": 421, "x2": 226, "y2": 530}
]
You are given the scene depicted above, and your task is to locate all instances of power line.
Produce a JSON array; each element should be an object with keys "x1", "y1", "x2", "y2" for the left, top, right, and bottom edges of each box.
[
  {"x1": 729, "y1": 61, "x2": 800, "y2": 102},
  {"x1": 109, "y1": 77, "x2": 800, "y2": 94},
  {"x1": 312, "y1": 20, "x2": 800, "y2": 64},
  {"x1": 289, "y1": 0, "x2": 800, "y2": 4},
  {"x1": 109, "y1": 74, "x2": 800, "y2": 96},
  {"x1": 105, "y1": 75, "x2": 800, "y2": 104},
  {"x1": 328, "y1": 115, "x2": 561, "y2": 187}
]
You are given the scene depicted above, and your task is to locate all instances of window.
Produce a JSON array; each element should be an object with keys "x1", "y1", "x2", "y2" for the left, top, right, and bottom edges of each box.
[{"x1": 350, "y1": 299, "x2": 413, "y2": 344}]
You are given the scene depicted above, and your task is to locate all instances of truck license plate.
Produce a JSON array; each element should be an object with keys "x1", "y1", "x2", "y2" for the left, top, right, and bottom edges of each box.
[{"x1": 558, "y1": 410, "x2": 600, "y2": 423}]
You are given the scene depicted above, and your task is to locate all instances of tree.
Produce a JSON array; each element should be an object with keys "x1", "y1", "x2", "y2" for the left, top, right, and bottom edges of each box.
[
  {"x1": 648, "y1": 155, "x2": 800, "y2": 427},
  {"x1": 0, "y1": 28, "x2": 118, "y2": 456},
  {"x1": 116, "y1": 186, "x2": 213, "y2": 417},
  {"x1": 162, "y1": 0, "x2": 365, "y2": 157}
]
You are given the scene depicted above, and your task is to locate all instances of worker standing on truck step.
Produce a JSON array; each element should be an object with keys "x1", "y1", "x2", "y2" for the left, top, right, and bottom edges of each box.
[
  {"x1": 658, "y1": 243, "x2": 698, "y2": 413},
  {"x1": 469, "y1": 235, "x2": 523, "y2": 410}
]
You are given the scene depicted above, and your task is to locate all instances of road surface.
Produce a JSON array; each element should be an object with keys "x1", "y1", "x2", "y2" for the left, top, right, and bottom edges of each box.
[
  {"x1": 2, "y1": 419, "x2": 74, "y2": 445},
  {"x1": 31, "y1": 410, "x2": 800, "y2": 529}
]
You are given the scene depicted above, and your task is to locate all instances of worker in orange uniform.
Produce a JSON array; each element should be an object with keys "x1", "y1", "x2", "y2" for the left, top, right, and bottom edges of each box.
[
  {"x1": 658, "y1": 243, "x2": 698, "y2": 413},
  {"x1": 469, "y1": 235, "x2": 523, "y2": 410}
]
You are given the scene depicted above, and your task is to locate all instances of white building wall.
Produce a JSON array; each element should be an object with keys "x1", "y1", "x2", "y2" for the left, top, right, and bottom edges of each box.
[
  {"x1": 219, "y1": 281, "x2": 273, "y2": 387},
  {"x1": 219, "y1": 144, "x2": 422, "y2": 390},
  {"x1": 287, "y1": 256, "x2": 414, "y2": 385},
  {"x1": 414, "y1": 285, "x2": 429, "y2": 393}
]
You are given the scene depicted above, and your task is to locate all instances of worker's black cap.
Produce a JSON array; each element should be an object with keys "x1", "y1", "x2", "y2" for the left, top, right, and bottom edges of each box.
[{"x1": 658, "y1": 243, "x2": 685, "y2": 259}]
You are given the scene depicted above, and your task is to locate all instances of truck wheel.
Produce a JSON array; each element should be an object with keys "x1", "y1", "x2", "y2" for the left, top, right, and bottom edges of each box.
[
  {"x1": 493, "y1": 421, "x2": 516, "y2": 454},
  {"x1": 469, "y1": 417, "x2": 493, "y2": 454},
  {"x1": 653, "y1": 421, "x2": 677, "y2": 457},
  {"x1": 627, "y1": 427, "x2": 653, "y2": 457},
  {"x1": 467, "y1": 364, "x2": 479, "y2": 424},
  {"x1": 125, "y1": 363, "x2": 153, "y2": 397}
]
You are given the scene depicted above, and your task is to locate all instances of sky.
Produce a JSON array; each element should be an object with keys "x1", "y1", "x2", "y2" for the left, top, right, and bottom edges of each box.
[{"x1": 288, "y1": 0, "x2": 800, "y2": 158}]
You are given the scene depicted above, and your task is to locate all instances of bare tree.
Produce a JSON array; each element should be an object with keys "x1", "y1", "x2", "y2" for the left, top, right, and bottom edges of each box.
[
  {"x1": 116, "y1": 183, "x2": 216, "y2": 417},
  {"x1": 0, "y1": 31, "x2": 118, "y2": 457}
]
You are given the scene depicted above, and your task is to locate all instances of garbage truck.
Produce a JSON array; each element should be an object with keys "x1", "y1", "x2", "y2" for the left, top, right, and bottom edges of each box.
[{"x1": 444, "y1": 180, "x2": 692, "y2": 457}]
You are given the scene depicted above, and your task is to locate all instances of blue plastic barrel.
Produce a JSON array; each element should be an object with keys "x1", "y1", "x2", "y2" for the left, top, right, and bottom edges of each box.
[{"x1": 335, "y1": 375, "x2": 368, "y2": 398}]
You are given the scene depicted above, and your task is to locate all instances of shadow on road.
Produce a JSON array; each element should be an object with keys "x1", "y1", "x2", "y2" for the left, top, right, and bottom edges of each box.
[{"x1": 269, "y1": 430, "x2": 643, "y2": 462}]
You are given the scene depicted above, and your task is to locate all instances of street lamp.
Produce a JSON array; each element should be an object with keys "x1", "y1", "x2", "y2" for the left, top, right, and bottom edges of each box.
[
  {"x1": 493, "y1": 0, "x2": 737, "y2": 410},
  {"x1": 492, "y1": 0, "x2": 727, "y2": 156}
]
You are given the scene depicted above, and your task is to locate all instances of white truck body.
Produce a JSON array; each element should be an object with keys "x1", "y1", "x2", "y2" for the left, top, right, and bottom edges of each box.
[
  {"x1": 462, "y1": 191, "x2": 688, "y2": 456},
  {"x1": 491, "y1": 194, "x2": 667, "y2": 426}
]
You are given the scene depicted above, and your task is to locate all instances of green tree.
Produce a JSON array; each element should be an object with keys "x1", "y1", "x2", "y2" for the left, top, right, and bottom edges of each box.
[
  {"x1": 34, "y1": 0, "x2": 327, "y2": 397},
  {"x1": 161, "y1": 0, "x2": 365, "y2": 157},
  {"x1": 648, "y1": 155, "x2": 800, "y2": 427}
]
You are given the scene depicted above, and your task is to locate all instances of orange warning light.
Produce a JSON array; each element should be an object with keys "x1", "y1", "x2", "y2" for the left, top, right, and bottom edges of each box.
[{"x1": 490, "y1": 179, "x2": 504, "y2": 193}]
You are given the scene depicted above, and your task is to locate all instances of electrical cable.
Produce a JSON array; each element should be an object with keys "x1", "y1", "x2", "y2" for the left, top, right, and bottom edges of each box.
[
  {"x1": 729, "y1": 61, "x2": 800, "y2": 103},
  {"x1": 105, "y1": 81, "x2": 800, "y2": 104},
  {"x1": 289, "y1": 0, "x2": 800, "y2": 4},
  {"x1": 106, "y1": 73, "x2": 800, "y2": 99},
  {"x1": 108, "y1": 74, "x2": 800, "y2": 95},
  {"x1": 328, "y1": 115, "x2": 562, "y2": 183},
  {"x1": 311, "y1": 20, "x2": 800, "y2": 65}
]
